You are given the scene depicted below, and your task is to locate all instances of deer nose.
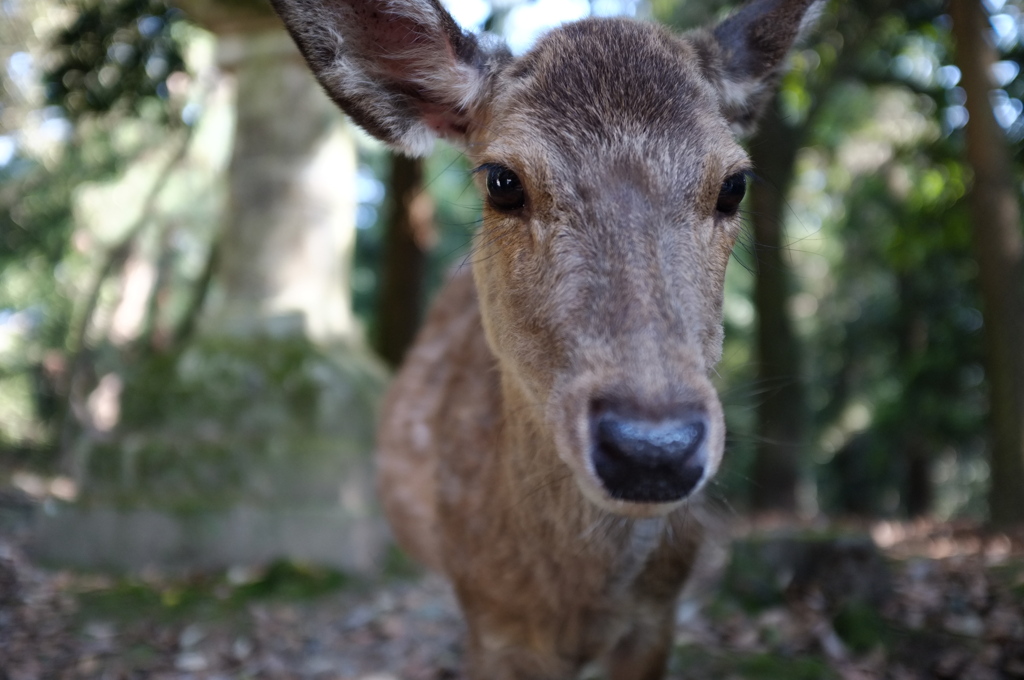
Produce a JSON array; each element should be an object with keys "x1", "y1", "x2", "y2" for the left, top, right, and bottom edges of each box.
[{"x1": 590, "y1": 408, "x2": 709, "y2": 503}]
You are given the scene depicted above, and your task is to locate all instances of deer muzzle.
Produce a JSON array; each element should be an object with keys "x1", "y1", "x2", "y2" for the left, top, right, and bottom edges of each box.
[{"x1": 590, "y1": 402, "x2": 710, "y2": 503}]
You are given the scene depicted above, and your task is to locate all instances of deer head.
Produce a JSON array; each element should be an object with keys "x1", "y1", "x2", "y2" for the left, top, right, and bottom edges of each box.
[{"x1": 271, "y1": 0, "x2": 820, "y2": 516}]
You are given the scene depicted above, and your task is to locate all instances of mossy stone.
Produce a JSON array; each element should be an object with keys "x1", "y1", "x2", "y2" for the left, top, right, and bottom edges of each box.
[{"x1": 73, "y1": 335, "x2": 387, "y2": 514}]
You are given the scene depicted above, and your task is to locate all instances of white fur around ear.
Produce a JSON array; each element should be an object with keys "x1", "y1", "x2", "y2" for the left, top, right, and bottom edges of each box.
[
  {"x1": 271, "y1": 0, "x2": 510, "y2": 156},
  {"x1": 797, "y1": 0, "x2": 827, "y2": 43}
]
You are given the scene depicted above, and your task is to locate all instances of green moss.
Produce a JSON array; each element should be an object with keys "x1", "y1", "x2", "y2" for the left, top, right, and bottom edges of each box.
[
  {"x1": 380, "y1": 545, "x2": 423, "y2": 581},
  {"x1": 833, "y1": 601, "x2": 887, "y2": 654},
  {"x1": 701, "y1": 595, "x2": 743, "y2": 623},
  {"x1": 231, "y1": 560, "x2": 349, "y2": 600},
  {"x1": 990, "y1": 560, "x2": 1024, "y2": 594},
  {"x1": 671, "y1": 646, "x2": 838, "y2": 679},
  {"x1": 1012, "y1": 581, "x2": 1024, "y2": 602},
  {"x1": 117, "y1": 643, "x2": 161, "y2": 667},
  {"x1": 737, "y1": 653, "x2": 837, "y2": 679},
  {"x1": 723, "y1": 531, "x2": 885, "y2": 614},
  {"x1": 669, "y1": 645, "x2": 721, "y2": 676},
  {"x1": 76, "y1": 577, "x2": 221, "y2": 624},
  {"x1": 722, "y1": 539, "x2": 789, "y2": 611},
  {"x1": 73, "y1": 336, "x2": 387, "y2": 512},
  {"x1": 75, "y1": 559, "x2": 353, "y2": 625},
  {"x1": 119, "y1": 336, "x2": 382, "y2": 433}
]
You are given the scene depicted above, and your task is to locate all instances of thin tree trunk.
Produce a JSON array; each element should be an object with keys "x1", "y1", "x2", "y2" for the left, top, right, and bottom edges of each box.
[
  {"x1": 904, "y1": 439, "x2": 933, "y2": 518},
  {"x1": 374, "y1": 155, "x2": 435, "y2": 368},
  {"x1": 173, "y1": 236, "x2": 220, "y2": 349},
  {"x1": 950, "y1": 0, "x2": 1024, "y2": 527},
  {"x1": 748, "y1": 100, "x2": 806, "y2": 513},
  {"x1": 897, "y1": 277, "x2": 934, "y2": 518}
]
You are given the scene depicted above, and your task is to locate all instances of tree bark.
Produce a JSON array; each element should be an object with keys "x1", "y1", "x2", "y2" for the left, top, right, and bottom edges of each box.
[
  {"x1": 904, "y1": 439, "x2": 933, "y2": 518},
  {"x1": 202, "y1": 30, "x2": 358, "y2": 342},
  {"x1": 896, "y1": 277, "x2": 934, "y2": 518},
  {"x1": 748, "y1": 100, "x2": 807, "y2": 513},
  {"x1": 374, "y1": 155, "x2": 435, "y2": 368},
  {"x1": 950, "y1": 0, "x2": 1024, "y2": 527}
]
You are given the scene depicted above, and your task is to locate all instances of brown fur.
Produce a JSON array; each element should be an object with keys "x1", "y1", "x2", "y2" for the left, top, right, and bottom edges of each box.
[{"x1": 269, "y1": 1, "x2": 820, "y2": 677}]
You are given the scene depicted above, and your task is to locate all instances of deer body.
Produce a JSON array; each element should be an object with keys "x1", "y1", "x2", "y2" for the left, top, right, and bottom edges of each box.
[
  {"x1": 377, "y1": 266, "x2": 703, "y2": 676},
  {"x1": 269, "y1": 2, "x2": 819, "y2": 677}
]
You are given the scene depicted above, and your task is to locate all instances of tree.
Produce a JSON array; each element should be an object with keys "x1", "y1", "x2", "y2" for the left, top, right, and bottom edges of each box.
[
  {"x1": 174, "y1": 0, "x2": 357, "y2": 342},
  {"x1": 374, "y1": 155, "x2": 435, "y2": 367},
  {"x1": 747, "y1": 100, "x2": 807, "y2": 513},
  {"x1": 950, "y1": 0, "x2": 1024, "y2": 527},
  {"x1": 15, "y1": 0, "x2": 388, "y2": 572},
  {"x1": 744, "y1": 0, "x2": 889, "y2": 512}
]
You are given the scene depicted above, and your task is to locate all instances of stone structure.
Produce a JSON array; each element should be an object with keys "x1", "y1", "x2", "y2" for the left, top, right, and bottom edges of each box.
[{"x1": 29, "y1": 0, "x2": 389, "y2": 574}]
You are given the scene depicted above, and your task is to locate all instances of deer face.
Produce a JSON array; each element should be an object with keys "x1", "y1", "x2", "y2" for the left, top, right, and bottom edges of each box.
[
  {"x1": 467, "y1": 20, "x2": 748, "y2": 513},
  {"x1": 270, "y1": 0, "x2": 820, "y2": 514}
]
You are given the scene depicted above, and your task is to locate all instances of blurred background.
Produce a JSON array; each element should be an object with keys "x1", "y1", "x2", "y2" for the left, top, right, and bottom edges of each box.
[
  {"x1": 0, "y1": 0, "x2": 1023, "y2": 583},
  {"x1": 1, "y1": 0, "x2": 1024, "y2": 677}
]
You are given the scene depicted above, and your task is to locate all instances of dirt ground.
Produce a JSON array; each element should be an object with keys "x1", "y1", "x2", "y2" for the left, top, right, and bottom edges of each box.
[{"x1": 1, "y1": 520, "x2": 1023, "y2": 680}]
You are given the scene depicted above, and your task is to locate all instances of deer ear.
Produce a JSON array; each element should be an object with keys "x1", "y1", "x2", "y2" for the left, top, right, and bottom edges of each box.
[
  {"x1": 691, "y1": 0, "x2": 823, "y2": 137},
  {"x1": 269, "y1": 0, "x2": 509, "y2": 156}
]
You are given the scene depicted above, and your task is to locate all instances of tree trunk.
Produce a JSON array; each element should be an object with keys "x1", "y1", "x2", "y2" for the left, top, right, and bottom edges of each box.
[
  {"x1": 950, "y1": 0, "x2": 1024, "y2": 527},
  {"x1": 748, "y1": 99, "x2": 806, "y2": 513},
  {"x1": 374, "y1": 155, "x2": 435, "y2": 367},
  {"x1": 45, "y1": 8, "x2": 389, "y2": 574},
  {"x1": 904, "y1": 439, "x2": 932, "y2": 518},
  {"x1": 897, "y1": 277, "x2": 934, "y2": 518},
  {"x1": 202, "y1": 29, "x2": 358, "y2": 342}
]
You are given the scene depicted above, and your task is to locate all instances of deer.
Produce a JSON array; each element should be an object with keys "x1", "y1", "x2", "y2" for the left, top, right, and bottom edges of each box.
[{"x1": 269, "y1": 0, "x2": 820, "y2": 677}]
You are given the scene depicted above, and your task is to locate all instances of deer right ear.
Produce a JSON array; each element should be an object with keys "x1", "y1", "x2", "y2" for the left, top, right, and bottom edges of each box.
[
  {"x1": 690, "y1": 0, "x2": 823, "y2": 137},
  {"x1": 269, "y1": 0, "x2": 509, "y2": 156}
]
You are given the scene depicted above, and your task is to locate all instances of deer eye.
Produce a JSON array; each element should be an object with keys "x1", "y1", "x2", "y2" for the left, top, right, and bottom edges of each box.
[
  {"x1": 716, "y1": 173, "x2": 747, "y2": 215},
  {"x1": 485, "y1": 165, "x2": 526, "y2": 212}
]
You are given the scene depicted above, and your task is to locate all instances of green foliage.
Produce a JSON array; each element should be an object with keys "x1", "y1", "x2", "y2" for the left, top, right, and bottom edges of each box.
[
  {"x1": 231, "y1": 560, "x2": 349, "y2": 600},
  {"x1": 380, "y1": 544, "x2": 423, "y2": 581},
  {"x1": 351, "y1": 144, "x2": 480, "y2": 337},
  {"x1": 833, "y1": 600, "x2": 888, "y2": 653},
  {"x1": 685, "y1": 0, "x2": 1023, "y2": 517},
  {"x1": 735, "y1": 654, "x2": 837, "y2": 680},
  {"x1": 670, "y1": 646, "x2": 839, "y2": 680},
  {"x1": 1, "y1": 0, "x2": 195, "y2": 455},
  {"x1": 801, "y1": 0, "x2": 1022, "y2": 517},
  {"x1": 75, "y1": 559, "x2": 351, "y2": 624},
  {"x1": 76, "y1": 576, "x2": 214, "y2": 622},
  {"x1": 45, "y1": 0, "x2": 186, "y2": 120}
]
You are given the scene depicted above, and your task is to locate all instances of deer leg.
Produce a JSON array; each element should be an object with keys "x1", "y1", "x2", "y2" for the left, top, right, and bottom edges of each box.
[
  {"x1": 604, "y1": 615, "x2": 674, "y2": 680},
  {"x1": 463, "y1": 622, "x2": 581, "y2": 680},
  {"x1": 465, "y1": 646, "x2": 580, "y2": 680}
]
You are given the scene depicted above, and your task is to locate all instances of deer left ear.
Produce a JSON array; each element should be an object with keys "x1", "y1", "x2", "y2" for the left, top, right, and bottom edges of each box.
[
  {"x1": 689, "y1": 0, "x2": 823, "y2": 137},
  {"x1": 270, "y1": 0, "x2": 510, "y2": 157}
]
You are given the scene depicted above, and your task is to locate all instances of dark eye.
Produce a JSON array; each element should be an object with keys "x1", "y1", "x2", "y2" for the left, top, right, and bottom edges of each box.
[
  {"x1": 716, "y1": 172, "x2": 747, "y2": 215},
  {"x1": 485, "y1": 165, "x2": 526, "y2": 212}
]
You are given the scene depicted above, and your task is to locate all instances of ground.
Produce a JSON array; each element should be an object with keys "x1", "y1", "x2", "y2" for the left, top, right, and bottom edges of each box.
[{"x1": 1, "y1": 520, "x2": 1023, "y2": 680}]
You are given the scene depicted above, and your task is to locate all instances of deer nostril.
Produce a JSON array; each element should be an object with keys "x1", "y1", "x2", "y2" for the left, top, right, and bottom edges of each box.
[{"x1": 590, "y1": 409, "x2": 709, "y2": 503}]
